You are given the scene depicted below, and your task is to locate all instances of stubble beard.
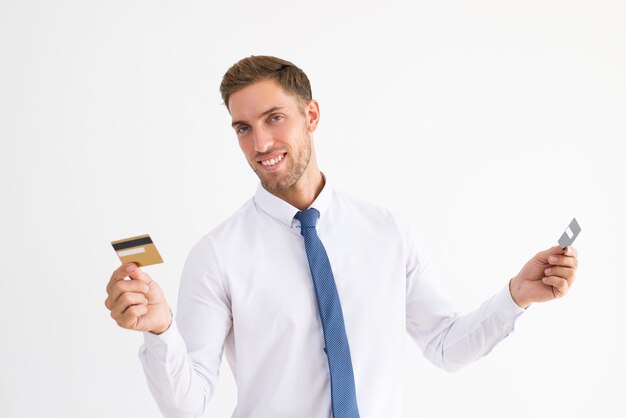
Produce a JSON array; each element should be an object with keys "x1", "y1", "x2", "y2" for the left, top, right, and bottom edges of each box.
[{"x1": 251, "y1": 131, "x2": 312, "y2": 195}]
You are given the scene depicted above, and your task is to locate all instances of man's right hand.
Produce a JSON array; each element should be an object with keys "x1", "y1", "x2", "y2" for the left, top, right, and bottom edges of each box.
[{"x1": 105, "y1": 263, "x2": 172, "y2": 334}]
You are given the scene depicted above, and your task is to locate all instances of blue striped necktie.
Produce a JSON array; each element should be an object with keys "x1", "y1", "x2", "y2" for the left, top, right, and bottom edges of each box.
[{"x1": 295, "y1": 208, "x2": 360, "y2": 418}]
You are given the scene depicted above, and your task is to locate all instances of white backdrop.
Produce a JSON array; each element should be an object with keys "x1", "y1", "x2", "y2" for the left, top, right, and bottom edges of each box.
[{"x1": 1, "y1": 1, "x2": 624, "y2": 417}]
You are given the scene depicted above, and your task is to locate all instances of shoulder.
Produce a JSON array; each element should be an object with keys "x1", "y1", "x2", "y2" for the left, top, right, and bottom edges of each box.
[
  {"x1": 188, "y1": 197, "x2": 255, "y2": 258},
  {"x1": 331, "y1": 188, "x2": 406, "y2": 229},
  {"x1": 331, "y1": 188, "x2": 428, "y2": 253}
]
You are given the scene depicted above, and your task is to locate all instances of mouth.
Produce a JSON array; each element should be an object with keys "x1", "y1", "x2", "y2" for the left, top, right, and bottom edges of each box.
[{"x1": 257, "y1": 152, "x2": 287, "y2": 170}]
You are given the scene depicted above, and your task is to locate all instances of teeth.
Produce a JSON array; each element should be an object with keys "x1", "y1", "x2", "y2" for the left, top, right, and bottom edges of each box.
[{"x1": 261, "y1": 154, "x2": 284, "y2": 166}]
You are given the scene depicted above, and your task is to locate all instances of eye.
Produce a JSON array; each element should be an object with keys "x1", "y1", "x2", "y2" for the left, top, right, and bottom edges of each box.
[
  {"x1": 236, "y1": 125, "x2": 249, "y2": 134},
  {"x1": 270, "y1": 115, "x2": 283, "y2": 123}
]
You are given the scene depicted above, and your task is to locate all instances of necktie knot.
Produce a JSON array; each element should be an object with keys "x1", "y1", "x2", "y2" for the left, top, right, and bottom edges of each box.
[{"x1": 295, "y1": 208, "x2": 320, "y2": 231}]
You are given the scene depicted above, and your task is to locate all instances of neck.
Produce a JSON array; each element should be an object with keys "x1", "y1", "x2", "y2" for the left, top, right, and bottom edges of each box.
[{"x1": 273, "y1": 166, "x2": 325, "y2": 211}]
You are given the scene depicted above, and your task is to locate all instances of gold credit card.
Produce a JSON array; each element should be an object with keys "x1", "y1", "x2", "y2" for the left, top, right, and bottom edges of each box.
[{"x1": 111, "y1": 234, "x2": 163, "y2": 267}]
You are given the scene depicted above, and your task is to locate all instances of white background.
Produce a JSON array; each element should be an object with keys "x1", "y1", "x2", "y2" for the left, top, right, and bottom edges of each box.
[{"x1": 1, "y1": 1, "x2": 624, "y2": 417}]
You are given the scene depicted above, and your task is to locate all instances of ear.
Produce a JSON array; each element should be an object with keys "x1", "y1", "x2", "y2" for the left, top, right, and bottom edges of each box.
[{"x1": 305, "y1": 99, "x2": 320, "y2": 133}]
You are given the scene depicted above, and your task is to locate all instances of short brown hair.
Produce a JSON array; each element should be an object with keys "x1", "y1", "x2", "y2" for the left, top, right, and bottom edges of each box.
[{"x1": 219, "y1": 55, "x2": 312, "y2": 112}]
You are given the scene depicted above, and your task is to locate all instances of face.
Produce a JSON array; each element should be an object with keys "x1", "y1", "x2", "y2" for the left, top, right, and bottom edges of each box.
[{"x1": 229, "y1": 79, "x2": 320, "y2": 195}]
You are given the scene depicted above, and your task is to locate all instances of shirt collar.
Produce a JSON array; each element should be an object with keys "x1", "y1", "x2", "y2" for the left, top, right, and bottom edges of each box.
[{"x1": 253, "y1": 172, "x2": 333, "y2": 228}]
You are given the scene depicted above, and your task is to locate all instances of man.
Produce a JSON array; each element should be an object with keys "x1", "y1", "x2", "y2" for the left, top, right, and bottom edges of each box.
[{"x1": 105, "y1": 55, "x2": 579, "y2": 418}]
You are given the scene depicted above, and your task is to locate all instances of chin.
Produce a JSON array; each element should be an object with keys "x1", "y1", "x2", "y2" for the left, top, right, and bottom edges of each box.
[{"x1": 262, "y1": 178, "x2": 293, "y2": 194}]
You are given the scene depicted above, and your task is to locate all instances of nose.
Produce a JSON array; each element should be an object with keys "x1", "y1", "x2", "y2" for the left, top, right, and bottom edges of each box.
[{"x1": 253, "y1": 125, "x2": 274, "y2": 154}]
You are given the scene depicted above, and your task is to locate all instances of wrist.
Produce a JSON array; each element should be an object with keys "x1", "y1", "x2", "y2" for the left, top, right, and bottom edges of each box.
[
  {"x1": 150, "y1": 309, "x2": 173, "y2": 335},
  {"x1": 509, "y1": 276, "x2": 531, "y2": 309}
]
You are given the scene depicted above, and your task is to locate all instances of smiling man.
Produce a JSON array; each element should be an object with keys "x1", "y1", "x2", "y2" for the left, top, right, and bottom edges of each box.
[
  {"x1": 229, "y1": 75, "x2": 323, "y2": 209},
  {"x1": 105, "y1": 55, "x2": 579, "y2": 418}
]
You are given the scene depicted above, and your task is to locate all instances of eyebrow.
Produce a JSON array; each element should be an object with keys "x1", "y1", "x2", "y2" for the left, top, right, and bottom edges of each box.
[{"x1": 231, "y1": 106, "x2": 285, "y2": 128}]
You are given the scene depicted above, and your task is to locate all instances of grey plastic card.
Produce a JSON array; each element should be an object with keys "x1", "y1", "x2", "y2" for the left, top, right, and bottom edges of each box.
[{"x1": 558, "y1": 217, "x2": 581, "y2": 249}]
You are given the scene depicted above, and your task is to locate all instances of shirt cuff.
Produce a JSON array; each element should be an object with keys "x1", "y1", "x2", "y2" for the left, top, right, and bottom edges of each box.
[
  {"x1": 141, "y1": 319, "x2": 186, "y2": 356},
  {"x1": 494, "y1": 282, "x2": 526, "y2": 319}
]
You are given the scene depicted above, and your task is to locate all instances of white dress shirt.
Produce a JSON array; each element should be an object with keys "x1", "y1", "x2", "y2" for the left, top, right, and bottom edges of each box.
[{"x1": 138, "y1": 175, "x2": 525, "y2": 418}]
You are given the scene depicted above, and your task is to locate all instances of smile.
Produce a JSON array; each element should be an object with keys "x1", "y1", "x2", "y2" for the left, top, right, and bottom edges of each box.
[{"x1": 260, "y1": 153, "x2": 286, "y2": 167}]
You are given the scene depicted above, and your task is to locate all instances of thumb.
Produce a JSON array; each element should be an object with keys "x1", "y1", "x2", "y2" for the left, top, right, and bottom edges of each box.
[
  {"x1": 537, "y1": 245, "x2": 565, "y2": 261},
  {"x1": 125, "y1": 263, "x2": 153, "y2": 284}
]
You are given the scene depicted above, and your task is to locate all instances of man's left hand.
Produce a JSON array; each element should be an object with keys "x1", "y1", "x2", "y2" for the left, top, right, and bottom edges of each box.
[{"x1": 509, "y1": 245, "x2": 579, "y2": 309}]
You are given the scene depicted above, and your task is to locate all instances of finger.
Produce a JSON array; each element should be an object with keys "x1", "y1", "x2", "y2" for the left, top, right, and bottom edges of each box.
[
  {"x1": 117, "y1": 304, "x2": 150, "y2": 329},
  {"x1": 107, "y1": 263, "x2": 138, "y2": 293},
  {"x1": 564, "y1": 245, "x2": 579, "y2": 258},
  {"x1": 110, "y1": 292, "x2": 149, "y2": 318},
  {"x1": 547, "y1": 254, "x2": 578, "y2": 269},
  {"x1": 543, "y1": 276, "x2": 569, "y2": 297},
  {"x1": 543, "y1": 266, "x2": 576, "y2": 282},
  {"x1": 107, "y1": 279, "x2": 150, "y2": 303}
]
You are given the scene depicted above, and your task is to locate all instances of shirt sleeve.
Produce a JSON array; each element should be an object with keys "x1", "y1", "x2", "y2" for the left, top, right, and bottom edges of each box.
[
  {"x1": 403, "y1": 219, "x2": 525, "y2": 372},
  {"x1": 138, "y1": 236, "x2": 232, "y2": 417}
]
